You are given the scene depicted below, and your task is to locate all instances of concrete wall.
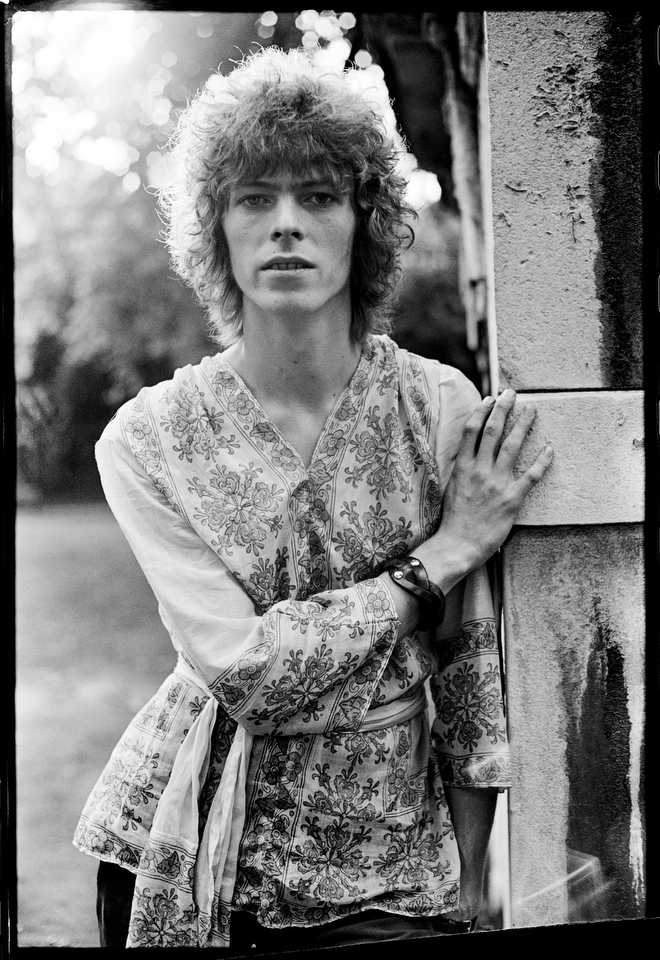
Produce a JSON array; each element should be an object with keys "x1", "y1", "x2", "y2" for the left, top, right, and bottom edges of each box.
[{"x1": 483, "y1": 11, "x2": 644, "y2": 926}]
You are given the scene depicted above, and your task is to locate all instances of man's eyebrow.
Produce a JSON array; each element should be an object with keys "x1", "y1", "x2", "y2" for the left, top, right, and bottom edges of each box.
[
  {"x1": 231, "y1": 180, "x2": 271, "y2": 191},
  {"x1": 234, "y1": 179, "x2": 275, "y2": 188},
  {"x1": 299, "y1": 178, "x2": 339, "y2": 189},
  {"x1": 233, "y1": 177, "x2": 342, "y2": 190}
]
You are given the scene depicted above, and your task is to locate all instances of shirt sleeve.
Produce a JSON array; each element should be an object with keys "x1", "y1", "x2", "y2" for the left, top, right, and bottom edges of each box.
[
  {"x1": 427, "y1": 365, "x2": 511, "y2": 789},
  {"x1": 95, "y1": 418, "x2": 401, "y2": 739},
  {"x1": 429, "y1": 564, "x2": 511, "y2": 789}
]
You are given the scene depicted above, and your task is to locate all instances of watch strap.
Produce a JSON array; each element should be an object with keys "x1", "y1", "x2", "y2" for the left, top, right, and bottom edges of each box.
[{"x1": 382, "y1": 555, "x2": 446, "y2": 629}]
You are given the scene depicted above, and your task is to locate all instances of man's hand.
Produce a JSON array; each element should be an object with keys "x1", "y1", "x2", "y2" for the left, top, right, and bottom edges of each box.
[
  {"x1": 415, "y1": 389, "x2": 553, "y2": 595},
  {"x1": 442, "y1": 388, "x2": 553, "y2": 564}
]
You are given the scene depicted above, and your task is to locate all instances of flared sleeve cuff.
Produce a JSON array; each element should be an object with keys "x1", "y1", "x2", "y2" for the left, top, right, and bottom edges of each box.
[{"x1": 430, "y1": 565, "x2": 512, "y2": 790}]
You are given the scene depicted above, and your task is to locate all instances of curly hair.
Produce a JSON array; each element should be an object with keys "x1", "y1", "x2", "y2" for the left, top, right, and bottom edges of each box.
[{"x1": 159, "y1": 46, "x2": 416, "y2": 346}]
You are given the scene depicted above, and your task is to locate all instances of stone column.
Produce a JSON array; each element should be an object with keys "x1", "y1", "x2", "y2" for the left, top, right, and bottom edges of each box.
[{"x1": 483, "y1": 11, "x2": 644, "y2": 926}]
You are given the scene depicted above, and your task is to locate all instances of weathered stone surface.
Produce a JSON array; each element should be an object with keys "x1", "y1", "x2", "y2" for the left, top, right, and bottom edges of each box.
[
  {"x1": 486, "y1": 12, "x2": 642, "y2": 391},
  {"x1": 484, "y1": 11, "x2": 646, "y2": 933},
  {"x1": 487, "y1": 12, "x2": 604, "y2": 390},
  {"x1": 507, "y1": 391, "x2": 644, "y2": 525},
  {"x1": 502, "y1": 525, "x2": 645, "y2": 925}
]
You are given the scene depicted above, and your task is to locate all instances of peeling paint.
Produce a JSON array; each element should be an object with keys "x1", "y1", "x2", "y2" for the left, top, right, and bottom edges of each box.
[
  {"x1": 562, "y1": 184, "x2": 588, "y2": 242},
  {"x1": 530, "y1": 52, "x2": 594, "y2": 136},
  {"x1": 504, "y1": 181, "x2": 545, "y2": 203}
]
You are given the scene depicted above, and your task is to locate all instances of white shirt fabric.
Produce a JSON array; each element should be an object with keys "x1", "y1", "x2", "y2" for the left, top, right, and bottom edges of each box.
[{"x1": 73, "y1": 335, "x2": 510, "y2": 947}]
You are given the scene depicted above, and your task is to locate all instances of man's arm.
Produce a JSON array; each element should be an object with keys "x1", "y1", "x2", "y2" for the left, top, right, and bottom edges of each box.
[
  {"x1": 444, "y1": 785, "x2": 499, "y2": 921},
  {"x1": 96, "y1": 420, "x2": 406, "y2": 738}
]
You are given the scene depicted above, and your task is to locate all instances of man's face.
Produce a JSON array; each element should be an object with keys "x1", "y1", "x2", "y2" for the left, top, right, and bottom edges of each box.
[{"x1": 222, "y1": 169, "x2": 357, "y2": 322}]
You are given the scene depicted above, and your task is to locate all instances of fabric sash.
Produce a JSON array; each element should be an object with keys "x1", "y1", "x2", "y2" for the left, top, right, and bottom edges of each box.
[{"x1": 126, "y1": 655, "x2": 427, "y2": 948}]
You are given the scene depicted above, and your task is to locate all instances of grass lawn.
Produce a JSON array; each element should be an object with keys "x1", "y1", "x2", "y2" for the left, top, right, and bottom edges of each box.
[{"x1": 15, "y1": 502, "x2": 177, "y2": 947}]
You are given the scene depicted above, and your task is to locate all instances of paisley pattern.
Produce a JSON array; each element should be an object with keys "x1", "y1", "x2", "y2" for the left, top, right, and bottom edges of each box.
[{"x1": 73, "y1": 335, "x2": 510, "y2": 945}]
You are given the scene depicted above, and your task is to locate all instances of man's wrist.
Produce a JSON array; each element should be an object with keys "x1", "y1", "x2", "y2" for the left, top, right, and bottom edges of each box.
[
  {"x1": 412, "y1": 537, "x2": 480, "y2": 595},
  {"x1": 382, "y1": 556, "x2": 446, "y2": 630}
]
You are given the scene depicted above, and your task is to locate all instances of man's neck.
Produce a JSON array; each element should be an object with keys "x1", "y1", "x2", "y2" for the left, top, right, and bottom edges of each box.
[{"x1": 223, "y1": 304, "x2": 362, "y2": 412}]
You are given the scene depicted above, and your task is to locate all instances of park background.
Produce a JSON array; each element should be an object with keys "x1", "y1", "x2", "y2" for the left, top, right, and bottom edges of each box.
[{"x1": 13, "y1": 8, "x2": 492, "y2": 947}]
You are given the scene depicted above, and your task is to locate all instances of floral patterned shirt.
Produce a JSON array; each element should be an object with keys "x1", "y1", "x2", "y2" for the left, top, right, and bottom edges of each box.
[{"x1": 73, "y1": 335, "x2": 510, "y2": 943}]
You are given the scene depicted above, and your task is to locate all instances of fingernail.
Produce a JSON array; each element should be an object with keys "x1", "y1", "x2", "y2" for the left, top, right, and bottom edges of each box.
[
  {"x1": 502, "y1": 388, "x2": 516, "y2": 399},
  {"x1": 545, "y1": 443, "x2": 553, "y2": 455},
  {"x1": 483, "y1": 395, "x2": 495, "y2": 405}
]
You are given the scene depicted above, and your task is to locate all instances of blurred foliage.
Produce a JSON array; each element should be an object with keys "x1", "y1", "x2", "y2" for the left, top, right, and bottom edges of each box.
[
  {"x1": 13, "y1": 9, "x2": 469, "y2": 501},
  {"x1": 14, "y1": 10, "x2": 281, "y2": 499}
]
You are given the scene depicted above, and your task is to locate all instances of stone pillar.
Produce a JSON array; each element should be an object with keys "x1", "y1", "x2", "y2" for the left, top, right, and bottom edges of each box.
[{"x1": 483, "y1": 11, "x2": 644, "y2": 926}]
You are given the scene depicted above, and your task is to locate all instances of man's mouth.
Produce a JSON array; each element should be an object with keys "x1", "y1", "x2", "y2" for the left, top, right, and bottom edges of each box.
[{"x1": 262, "y1": 258, "x2": 314, "y2": 271}]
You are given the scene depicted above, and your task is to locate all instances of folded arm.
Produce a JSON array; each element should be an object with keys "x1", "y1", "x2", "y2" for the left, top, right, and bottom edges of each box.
[{"x1": 96, "y1": 426, "x2": 404, "y2": 738}]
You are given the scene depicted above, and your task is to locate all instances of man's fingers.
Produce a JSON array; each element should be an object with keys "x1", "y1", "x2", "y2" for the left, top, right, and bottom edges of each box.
[
  {"x1": 455, "y1": 396, "x2": 497, "y2": 463},
  {"x1": 476, "y1": 389, "x2": 517, "y2": 461},
  {"x1": 516, "y1": 443, "x2": 554, "y2": 496},
  {"x1": 497, "y1": 403, "x2": 537, "y2": 467}
]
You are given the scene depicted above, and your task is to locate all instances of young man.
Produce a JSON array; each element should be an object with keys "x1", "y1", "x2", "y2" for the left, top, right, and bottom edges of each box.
[{"x1": 73, "y1": 47, "x2": 553, "y2": 949}]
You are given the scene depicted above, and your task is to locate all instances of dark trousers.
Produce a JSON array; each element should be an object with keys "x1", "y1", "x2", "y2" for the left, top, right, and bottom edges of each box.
[{"x1": 97, "y1": 860, "x2": 470, "y2": 950}]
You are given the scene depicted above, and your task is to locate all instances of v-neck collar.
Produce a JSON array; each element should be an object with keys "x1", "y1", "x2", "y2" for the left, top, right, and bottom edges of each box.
[{"x1": 210, "y1": 337, "x2": 377, "y2": 479}]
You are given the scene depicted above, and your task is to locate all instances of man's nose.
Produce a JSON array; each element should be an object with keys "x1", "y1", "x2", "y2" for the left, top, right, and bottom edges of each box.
[{"x1": 271, "y1": 196, "x2": 303, "y2": 240}]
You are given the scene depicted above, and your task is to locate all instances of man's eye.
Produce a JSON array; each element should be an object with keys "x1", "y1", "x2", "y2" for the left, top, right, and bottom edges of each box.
[
  {"x1": 308, "y1": 192, "x2": 336, "y2": 205},
  {"x1": 239, "y1": 195, "x2": 268, "y2": 206}
]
